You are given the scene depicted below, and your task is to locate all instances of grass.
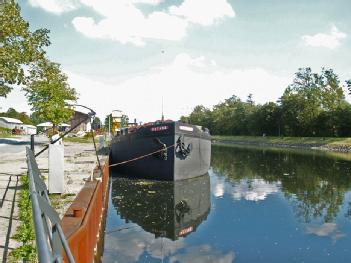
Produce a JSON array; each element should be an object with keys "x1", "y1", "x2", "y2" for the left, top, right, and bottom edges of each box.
[
  {"x1": 0, "y1": 127, "x2": 13, "y2": 138},
  {"x1": 9, "y1": 175, "x2": 37, "y2": 262},
  {"x1": 211, "y1": 135, "x2": 351, "y2": 147},
  {"x1": 49, "y1": 193, "x2": 76, "y2": 210},
  {"x1": 9, "y1": 176, "x2": 76, "y2": 262},
  {"x1": 63, "y1": 136, "x2": 92, "y2": 143}
]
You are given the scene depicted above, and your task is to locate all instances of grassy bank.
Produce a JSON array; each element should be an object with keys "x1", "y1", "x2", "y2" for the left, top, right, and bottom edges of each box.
[
  {"x1": 0, "y1": 127, "x2": 13, "y2": 138},
  {"x1": 10, "y1": 175, "x2": 36, "y2": 262},
  {"x1": 212, "y1": 135, "x2": 351, "y2": 147}
]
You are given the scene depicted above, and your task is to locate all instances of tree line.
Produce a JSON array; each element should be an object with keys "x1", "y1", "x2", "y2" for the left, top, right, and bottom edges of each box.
[
  {"x1": 1, "y1": 1, "x2": 77, "y2": 129},
  {"x1": 181, "y1": 68, "x2": 351, "y2": 137},
  {"x1": 0, "y1": 107, "x2": 32, "y2": 124}
]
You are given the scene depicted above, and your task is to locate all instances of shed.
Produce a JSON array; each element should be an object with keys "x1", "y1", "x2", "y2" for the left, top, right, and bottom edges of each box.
[
  {"x1": 70, "y1": 111, "x2": 91, "y2": 133},
  {"x1": 37, "y1": 122, "x2": 53, "y2": 128},
  {"x1": 0, "y1": 117, "x2": 23, "y2": 130}
]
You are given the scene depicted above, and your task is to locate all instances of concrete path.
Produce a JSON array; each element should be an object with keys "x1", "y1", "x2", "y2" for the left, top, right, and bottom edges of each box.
[{"x1": 0, "y1": 135, "x2": 102, "y2": 262}]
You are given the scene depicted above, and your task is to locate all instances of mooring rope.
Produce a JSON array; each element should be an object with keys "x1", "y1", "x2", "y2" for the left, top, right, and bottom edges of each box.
[{"x1": 109, "y1": 143, "x2": 176, "y2": 168}]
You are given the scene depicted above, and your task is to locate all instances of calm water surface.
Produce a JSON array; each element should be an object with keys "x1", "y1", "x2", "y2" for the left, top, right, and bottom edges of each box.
[{"x1": 102, "y1": 145, "x2": 351, "y2": 263}]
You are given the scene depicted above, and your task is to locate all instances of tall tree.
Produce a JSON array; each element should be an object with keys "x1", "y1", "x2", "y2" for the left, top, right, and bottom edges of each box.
[
  {"x1": 23, "y1": 59, "x2": 77, "y2": 129},
  {"x1": 0, "y1": 1, "x2": 50, "y2": 97},
  {"x1": 280, "y1": 68, "x2": 345, "y2": 136},
  {"x1": 251, "y1": 102, "x2": 281, "y2": 136},
  {"x1": 346, "y1": 80, "x2": 351, "y2": 94},
  {"x1": 319, "y1": 68, "x2": 344, "y2": 111},
  {"x1": 91, "y1": 116, "x2": 101, "y2": 130}
]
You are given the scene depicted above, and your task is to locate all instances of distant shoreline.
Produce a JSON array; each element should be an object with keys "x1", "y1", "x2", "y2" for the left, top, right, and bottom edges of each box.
[{"x1": 211, "y1": 135, "x2": 351, "y2": 153}]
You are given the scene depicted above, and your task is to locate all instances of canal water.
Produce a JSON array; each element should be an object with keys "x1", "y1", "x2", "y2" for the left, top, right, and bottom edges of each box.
[{"x1": 102, "y1": 145, "x2": 351, "y2": 263}]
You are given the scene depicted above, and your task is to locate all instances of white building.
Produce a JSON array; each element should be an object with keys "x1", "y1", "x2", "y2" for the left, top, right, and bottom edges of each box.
[
  {"x1": 0, "y1": 117, "x2": 37, "y2": 135},
  {"x1": 23, "y1": 125, "x2": 37, "y2": 135},
  {"x1": 37, "y1": 122, "x2": 53, "y2": 130},
  {"x1": 0, "y1": 117, "x2": 23, "y2": 130}
]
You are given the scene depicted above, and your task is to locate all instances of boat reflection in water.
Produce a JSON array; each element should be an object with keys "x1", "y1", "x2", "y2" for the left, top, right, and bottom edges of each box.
[{"x1": 110, "y1": 173, "x2": 211, "y2": 240}]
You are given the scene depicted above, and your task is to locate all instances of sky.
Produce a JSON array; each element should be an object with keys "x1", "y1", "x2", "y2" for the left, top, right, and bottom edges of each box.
[{"x1": 1, "y1": 0, "x2": 351, "y2": 122}]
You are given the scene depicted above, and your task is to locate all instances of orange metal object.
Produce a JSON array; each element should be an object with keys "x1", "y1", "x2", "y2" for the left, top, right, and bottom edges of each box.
[{"x1": 61, "y1": 159, "x2": 110, "y2": 263}]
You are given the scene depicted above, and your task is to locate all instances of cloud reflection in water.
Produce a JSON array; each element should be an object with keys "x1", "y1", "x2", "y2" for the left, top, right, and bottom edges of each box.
[
  {"x1": 103, "y1": 226, "x2": 235, "y2": 263},
  {"x1": 305, "y1": 223, "x2": 346, "y2": 243},
  {"x1": 211, "y1": 175, "x2": 280, "y2": 202}
]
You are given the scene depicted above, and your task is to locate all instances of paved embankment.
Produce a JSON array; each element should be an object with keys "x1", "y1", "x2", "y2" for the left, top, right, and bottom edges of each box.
[
  {"x1": 212, "y1": 136, "x2": 351, "y2": 153},
  {"x1": 0, "y1": 135, "x2": 102, "y2": 262}
]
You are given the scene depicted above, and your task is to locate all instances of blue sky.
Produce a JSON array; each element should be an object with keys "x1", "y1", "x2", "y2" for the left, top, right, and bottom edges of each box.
[{"x1": 2, "y1": 0, "x2": 351, "y2": 121}]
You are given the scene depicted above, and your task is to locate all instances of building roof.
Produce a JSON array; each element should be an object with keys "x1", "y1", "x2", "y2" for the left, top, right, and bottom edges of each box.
[
  {"x1": 59, "y1": 123, "x2": 71, "y2": 127},
  {"x1": 37, "y1": 122, "x2": 71, "y2": 127},
  {"x1": 37, "y1": 122, "x2": 53, "y2": 127},
  {"x1": 0, "y1": 117, "x2": 23, "y2": 124}
]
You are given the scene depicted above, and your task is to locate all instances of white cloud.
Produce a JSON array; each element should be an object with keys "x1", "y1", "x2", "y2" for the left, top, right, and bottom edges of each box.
[
  {"x1": 72, "y1": 0, "x2": 188, "y2": 46},
  {"x1": 66, "y1": 53, "x2": 291, "y2": 122},
  {"x1": 305, "y1": 223, "x2": 345, "y2": 243},
  {"x1": 29, "y1": 0, "x2": 235, "y2": 45},
  {"x1": 28, "y1": 0, "x2": 79, "y2": 14},
  {"x1": 169, "y1": 0, "x2": 235, "y2": 26},
  {"x1": 302, "y1": 25, "x2": 347, "y2": 49},
  {"x1": 70, "y1": 0, "x2": 234, "y2": 45},
  {"x1": 132, "y1": 0, "x2": 163, "y2": 5},
  {"x1": 169, "y1": 245, "x2": 235, "y2": 263},
  {"x1": 103, "y1": 226, "x2": 185, "y2": 262},
  {"x1": 103, "y1": 226, "x2": 234, "y2": 263}
]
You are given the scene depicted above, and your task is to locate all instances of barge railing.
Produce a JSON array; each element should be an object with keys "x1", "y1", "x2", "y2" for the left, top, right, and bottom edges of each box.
[{"x1": 26, "y1": 147, "x2": 75, "y2": 263}]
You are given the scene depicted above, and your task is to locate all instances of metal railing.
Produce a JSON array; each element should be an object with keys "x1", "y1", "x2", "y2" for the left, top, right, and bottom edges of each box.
[{"x1": 26, "y1": 147, "x2": 75, "y2": 263}]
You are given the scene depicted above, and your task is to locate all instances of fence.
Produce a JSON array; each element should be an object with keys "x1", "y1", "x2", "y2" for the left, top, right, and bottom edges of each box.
[{"x1": 26, "y1": 147, "x2": 75, "y2": 263}]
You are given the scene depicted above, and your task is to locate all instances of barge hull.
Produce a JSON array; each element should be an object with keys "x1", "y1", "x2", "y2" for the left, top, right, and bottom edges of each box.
[{"x1": 110, "y1": 122, "x2": 211, "y2": 181}]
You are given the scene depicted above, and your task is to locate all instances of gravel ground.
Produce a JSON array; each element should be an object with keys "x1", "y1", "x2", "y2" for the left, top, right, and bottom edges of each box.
[{"x1": 0, "y1": 135, "x2": 104, "y2": 262}]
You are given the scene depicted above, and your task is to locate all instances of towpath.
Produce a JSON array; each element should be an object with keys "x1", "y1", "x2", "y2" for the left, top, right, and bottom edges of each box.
[{"x1": 0, "y1": 135, "x2": 102, "y2": 262}]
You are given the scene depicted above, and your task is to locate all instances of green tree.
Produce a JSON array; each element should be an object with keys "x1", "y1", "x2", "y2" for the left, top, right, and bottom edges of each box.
[
  {"x1": 346, "y1": 80, "x2": 351, "y2": 94},
  {"x1": 319, "y1": 68, "x2": 344, "y2": 111},
  {"x1": 0, "y1": 107, "x2": 32, "y2": 124},
  {"x1": 187, "y1": 105, "x2": 212, "y2": 130},
  {"x1": 92, "y1": 116, "x2": 101, "y2": 130},
  {"x1": 0, "y1": 1, "x2": 50, "y2": 97},
  {"x1": 121, "y1": 114, "x2": 129, "y2": 127},
  {"x1": 282, "y1": 68, "x2": 322, "y2": 135},
  {"x1": 246, "y1": 93, "x2": 254, "y2": 106},
  {"x1": 180, "y1": 115, "x2": 189, "y2": 123},
  {"x1": 182, "y1": 68, "x2": 349, "y2": 137},
  {"x1": 251, "y1": 102, "x2": 281, "y2": 136},
  {"x1": 104, "y1": 114, "x2": 112, "y2": 132},
  {"x1": 23, "y1": 59, "x2": 77, "y2": 129},
  {"x1": 30, "y1": 111, "x2": 44, "y2": 125},
  {"x1": 280, "y1": 68, "x2": 346, "y2": 136}
]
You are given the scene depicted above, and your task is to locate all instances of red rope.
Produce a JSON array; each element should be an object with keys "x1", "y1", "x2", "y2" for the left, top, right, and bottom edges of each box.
[{"x1": 109, "y1": 144, "x2": 176, "y2": 167}]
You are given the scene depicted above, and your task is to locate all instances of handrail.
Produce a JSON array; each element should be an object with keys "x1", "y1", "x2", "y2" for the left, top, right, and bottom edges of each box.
[{"x1": 26, "y1": 147, "x2": 75, "y2": 263}]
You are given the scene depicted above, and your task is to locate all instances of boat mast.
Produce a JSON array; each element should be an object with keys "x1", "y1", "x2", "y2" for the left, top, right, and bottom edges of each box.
[{"x1": 161, "y1": 96, "x2": 164, "y2": 122}]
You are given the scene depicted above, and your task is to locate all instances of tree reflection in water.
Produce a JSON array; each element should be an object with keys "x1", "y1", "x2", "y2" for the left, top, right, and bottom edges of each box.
[{"x1": 211, "y1": 145, "x2": 351, "y2": 223}]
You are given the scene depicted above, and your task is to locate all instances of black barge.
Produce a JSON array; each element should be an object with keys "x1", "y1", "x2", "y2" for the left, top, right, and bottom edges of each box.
[
  {"x1": 109, "y1": 121, "x2": 211, "y2": 181},
  {"x1": 110, "y1": 174, "x2": 211, "y2": 240}
]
